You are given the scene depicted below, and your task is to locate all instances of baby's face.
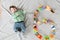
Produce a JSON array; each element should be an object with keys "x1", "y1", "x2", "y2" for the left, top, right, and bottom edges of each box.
[{"x1": 10, "y1": 8, "x2": 17, "y2": 13}]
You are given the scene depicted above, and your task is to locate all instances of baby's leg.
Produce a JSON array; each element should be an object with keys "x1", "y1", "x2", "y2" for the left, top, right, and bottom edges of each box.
[
  {"x1": 20, "y1": 22, "x2": 26, "y2": 33},
  {"x1": 16, "y1": 32, "x2": 22, "y2": 40},
  {"x1": 16, "y1": 31, "x2": 27, "y2": 40}
]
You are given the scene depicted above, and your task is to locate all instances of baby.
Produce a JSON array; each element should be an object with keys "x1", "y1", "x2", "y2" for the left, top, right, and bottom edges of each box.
[{"x1": 9, "y1": 5, "x2": 26, "y2": 39}]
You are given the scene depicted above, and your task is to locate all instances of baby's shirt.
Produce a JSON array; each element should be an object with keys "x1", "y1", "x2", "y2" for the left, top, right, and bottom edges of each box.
[{"x1": 12, "y1": 10, "x2": 26, "y2": 22}]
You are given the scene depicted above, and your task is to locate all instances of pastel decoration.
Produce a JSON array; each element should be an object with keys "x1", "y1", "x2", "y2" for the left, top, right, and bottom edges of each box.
[
  {"x1": 44, "y1": 35, "x2": 50, "y2": 40},
  {"x1": 42, "y1": 18, "x2": 47, "y2": 24},
  {"x1": 49, "y1": 34, "x2": 55, "y2": 40},
  {"x1": 46, "y1": 5, "x2": 51, "y2": 11}
]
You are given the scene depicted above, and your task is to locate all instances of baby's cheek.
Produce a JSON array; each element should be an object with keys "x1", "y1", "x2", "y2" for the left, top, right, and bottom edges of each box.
[
  {"x1": 11, "y1": 10, "x2": 16, "y2": 13},
  {"x1": 11, "y1": 8, "x2": 15, "y2": 13},
  {"x1": 11, "y1": 11, "x2": 15, "y2": 13}
]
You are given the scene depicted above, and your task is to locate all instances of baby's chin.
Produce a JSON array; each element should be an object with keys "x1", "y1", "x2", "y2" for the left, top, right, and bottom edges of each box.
[
  {"x1": 11, "y1": 11, "x2": 16, "y2": 13},
  {"x1": 11, "y1": 11, "x2": 14, "y2": 13}
]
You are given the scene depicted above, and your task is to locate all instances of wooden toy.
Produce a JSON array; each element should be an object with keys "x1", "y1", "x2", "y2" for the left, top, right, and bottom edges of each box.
[
  {"x1": 42, "y1": 18, "x2": 47, "y2": 24},
  {"x1": 44, "y1": 35, "x2": 50, "y2": 40},
  {"x1": 33, "y1": 4, "x2": 56, "y2": 40}
]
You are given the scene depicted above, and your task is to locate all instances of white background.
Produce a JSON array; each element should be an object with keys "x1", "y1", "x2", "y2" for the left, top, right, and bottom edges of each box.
[{"x1": 1, "y1": 0, "x2": 60, "y2": 40}]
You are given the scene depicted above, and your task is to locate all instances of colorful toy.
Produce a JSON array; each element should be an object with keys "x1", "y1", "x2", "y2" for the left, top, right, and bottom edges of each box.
[
  {"x1": 49, "y1": 34, "x2": 55, "y2": 40},
  {"x1": 46, "y1": 5, "x2": 55, "y2": 13},
  {"x1": 38, "y1": 5, "x2": 55, "y2": 13},
  {"x1": 42, "y1": 18, "x2": 47, "y2": 24},
  {"x1": 50, "y1": 9, "x2": 55, "y2": 13},
  {"x1": 36, "y1": 34, "x2": 42, "y2": 40},
  {"x1": 33, "y1": 25, "x2": 38, "y2": 33},
  {"x1": 47, "y1": 19, "x2": 55, "y2": 24},
  {"x1": 51, "y1": 25, "x2": 56, "y2": 35},
  {"x1": 37, "y1": 20, "x2": 41, "y2": 25},
  {"x1": 51, "y1": 25, "x2": 56, "y2": 30},
  {"x1": 46, "y1": 5, "x2": 51, "y2": 11},
  {"x1": 34, "y1": 17, "x2": 38, "y2": 22},
  {"x1": 37, "y1": 6, "x2": 46, "y2": 11},
  {"x1": 37, "y1": 5, "x2": 55, "y2": 13},
  {"x1": 33, "y1": 4, "x2": 56, "y2": 40},
  {"x1": 33, "y1": 25, "x2": 43, "y2": 40},
  {"x1": 37, "y1": 4, "x2": 46, "y2": 11},
  {"x1": 44, "y1": 35, "x2": 50, "y2": 40},
  {"x1": 51, "y1": 30, "x2": 55, "y2": 35},
  {"x1": 34, "y1": 10, "x2": 39, "y2": 15},
  {"x1": 49, "y1": 34, "x2": 55, "y2": 38}
]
